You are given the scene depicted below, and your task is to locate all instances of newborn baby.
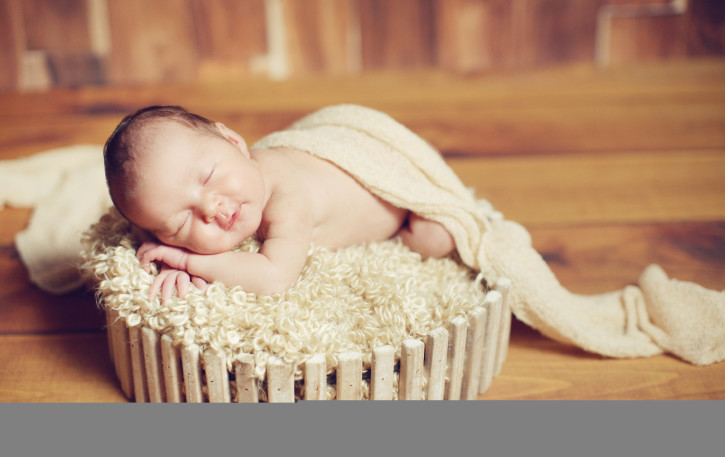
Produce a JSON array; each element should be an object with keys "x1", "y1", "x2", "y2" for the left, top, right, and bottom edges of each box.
[{"x1": 104, "y1": 105, "x2": 455, "y2": 301}]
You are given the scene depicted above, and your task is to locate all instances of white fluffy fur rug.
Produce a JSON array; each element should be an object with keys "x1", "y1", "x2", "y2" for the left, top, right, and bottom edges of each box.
[{"x1": 82, "y1": 209, "x2": 488, "y2": 392}]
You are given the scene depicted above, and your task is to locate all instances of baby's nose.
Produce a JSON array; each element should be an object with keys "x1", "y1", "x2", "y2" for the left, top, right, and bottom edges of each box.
[{"x1": 202, "y1": 195, "x2": 225, "y2": 223}]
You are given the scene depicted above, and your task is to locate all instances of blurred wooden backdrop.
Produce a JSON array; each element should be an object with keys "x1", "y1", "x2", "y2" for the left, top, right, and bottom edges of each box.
[{"x1": 1, "y1": 0, "x2": 723, "y2": 92}]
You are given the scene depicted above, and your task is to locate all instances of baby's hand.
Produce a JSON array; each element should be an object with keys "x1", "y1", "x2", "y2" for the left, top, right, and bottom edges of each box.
[
  {"x1": 150, "y1": 265, "x2": 208, "y2": 304},
  {"x1": 137, "y1": 241, "x2": 191, "y2": 273},
  {"x1": 137, "y1": 241, "x2": 206, "y2": 303}
]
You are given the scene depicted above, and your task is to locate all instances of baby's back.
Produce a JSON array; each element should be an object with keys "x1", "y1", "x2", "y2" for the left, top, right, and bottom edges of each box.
[{"x1": 256, "y1": 147, "x2": 408, "y2": 250}]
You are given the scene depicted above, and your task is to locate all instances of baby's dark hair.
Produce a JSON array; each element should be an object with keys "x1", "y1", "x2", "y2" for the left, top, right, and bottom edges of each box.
[{"x1": 103, "y1": 105, "x2": 223, "y2": 213}]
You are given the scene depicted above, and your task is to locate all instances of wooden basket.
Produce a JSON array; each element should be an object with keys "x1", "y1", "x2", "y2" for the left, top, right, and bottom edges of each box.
[{"x1": 104, "y1": 278, "x2": 512, "y2": 402}]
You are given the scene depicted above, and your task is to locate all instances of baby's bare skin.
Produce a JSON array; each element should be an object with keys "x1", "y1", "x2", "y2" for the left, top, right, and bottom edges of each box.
[{"x1": 123, "y1": 121, "x2": 455, "y2": 301}]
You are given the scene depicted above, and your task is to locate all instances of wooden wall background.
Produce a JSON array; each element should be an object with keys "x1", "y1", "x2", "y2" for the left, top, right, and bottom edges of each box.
[{"x1": 1, "y1": 0, "x2": 724, "y2": 92}]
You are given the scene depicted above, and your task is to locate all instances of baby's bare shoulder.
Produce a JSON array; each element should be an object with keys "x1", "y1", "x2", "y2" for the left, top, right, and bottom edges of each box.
[
  {"x1": 258, "y1": 179, "x2": 315, "y2": 243},
  {"x1": 255, "y1": 146, "x2": 405, "y2": 248}
]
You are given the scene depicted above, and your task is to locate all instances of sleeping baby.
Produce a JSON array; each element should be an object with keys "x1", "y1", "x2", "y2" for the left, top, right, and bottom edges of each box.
[{"x1": 104, "y1": 105, "x2": 456, "y2": 302}]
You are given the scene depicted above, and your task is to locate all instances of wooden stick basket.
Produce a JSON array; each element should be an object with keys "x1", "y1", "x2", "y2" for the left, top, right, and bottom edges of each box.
[{"x1": 104, "y1": 278, "x2": 512, "y2": 402}]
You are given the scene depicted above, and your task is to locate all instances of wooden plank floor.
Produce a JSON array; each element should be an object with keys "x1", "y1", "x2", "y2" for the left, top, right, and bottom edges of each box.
[{"x1": 1, "y1": 59, "x2": 724, "y2": 402}]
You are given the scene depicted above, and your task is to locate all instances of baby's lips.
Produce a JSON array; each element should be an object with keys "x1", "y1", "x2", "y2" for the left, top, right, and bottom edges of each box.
[{"x1": 224, "y1": 205, "x2": 241, "y2": 231}]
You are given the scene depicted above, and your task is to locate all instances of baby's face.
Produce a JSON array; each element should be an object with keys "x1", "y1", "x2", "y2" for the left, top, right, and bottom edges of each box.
[{"x1": 121, "y1": 122, "x2": 266, "y2": 254}]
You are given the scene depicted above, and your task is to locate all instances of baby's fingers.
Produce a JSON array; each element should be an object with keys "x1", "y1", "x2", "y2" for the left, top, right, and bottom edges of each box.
[
  {"x1": 137, "y1": 243, "x2": 190, "y2": 272},
  {"x1": 176, "y1": 273, "x2": 191, "y2": 299},
  {"x1": 149, "y1": 269, "x2": 192, "y2": 304},
  {"x1": 161, "y1": 273, "x2": 178, "y2": 304},
  {"x1": 191, "y1": 276, "x2": 208, "y2": 292},
  {"x1": 149, "y1": 268, "x2": 173, "y2": 301},
  {"x1": 137, "y1": 241, "x2": 161, "y2": 273}
]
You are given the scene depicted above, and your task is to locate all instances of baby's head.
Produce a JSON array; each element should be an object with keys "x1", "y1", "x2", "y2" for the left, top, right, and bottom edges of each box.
[
  {"x1": 104, "y1": 105, "x2": 223, "y2": 211},
  {"x1": 104, "y1": 105, "x2": 265, "y2": 254}
]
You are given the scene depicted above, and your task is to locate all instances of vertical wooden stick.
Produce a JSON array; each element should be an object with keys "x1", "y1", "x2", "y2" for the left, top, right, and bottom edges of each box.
[
  {"x1": 129, "y1": 325, "x2": 149, "y2": 402},
  {"x1": 160, "y1": 334, "x2": 183, "y2": 403},
  {"x1": 105, "y1": 306, "x2": 114, "y2": 364},
  {"x1": 234, "y1": 354, "x2": 259, "y2": 403},
  {"x1": 203, "y1": 350, "x2": 231, "y2": 403},
  {"x1": 336, "y1": 352, "x2": 362, "y2": 400},
  {"x1": 494, "y1": 277, "x2": 512, "y2": 377},
  {"x1": 141, "y1": 327, "x2": 165, "y2": 403},
  {"x1": 182, "y1": 344, "x2": 204, "y2": 403},
  {"x1": 267, "y1": 356, "x2": 294, "y2": 403},
  {"x1": 425, "y1": 327, "x2": 449, "y2": 400},
  {"x1": 109, "y1": 309, "x2": 133, "y2": 400},
  {"x1": 370, "y1": 345, "x2": 394, "y2": 400},
  {"x1": 479, "y1": 291, "x2": 503, "y2": 394},
  {"x1": 303, "y1": 354, "x2": 326, "y2": 400},
  {"x1": 461, "y1": 306, "x2": 487, "y2": 400},
  {"x1": 399, "y1": 339, "x2": 424, "y2": 400},
  {"x1": 445, "y1": 317, "x2": 467, "y2": 400}
]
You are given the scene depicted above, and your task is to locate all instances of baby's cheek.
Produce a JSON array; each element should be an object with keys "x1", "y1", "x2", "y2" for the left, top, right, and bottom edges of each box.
[
  {"x1": 188, "y1": 226, "x2": 225, "y2": 254},
  {"x1": 154, "y1": 233, "x2": 177, "y2": 248}
]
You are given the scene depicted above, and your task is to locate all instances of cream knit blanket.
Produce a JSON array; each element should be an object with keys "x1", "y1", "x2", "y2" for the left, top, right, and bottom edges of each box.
[
  {"x1": 0, "y1": 145, "x2": 111, "y2": 294},
  {"x1": 254, "y1": 104, "x2": 725, "y2": 366},
  {"x1": 2, "y1": 104, "x2": 723, "y2": 366}
]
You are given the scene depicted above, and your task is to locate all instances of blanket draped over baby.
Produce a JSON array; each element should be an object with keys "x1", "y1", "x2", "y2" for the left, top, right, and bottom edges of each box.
[{"x1": 1, "y1": 104, "x2": 723, "y2": 365}]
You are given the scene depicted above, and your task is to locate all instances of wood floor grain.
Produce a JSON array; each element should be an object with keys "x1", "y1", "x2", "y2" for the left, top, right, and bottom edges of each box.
[
  {"x1": 0, "y1": 333, "x2": 126, "y2": 402},
  {"x1": 483, "y1": 321, "x2": 725, "y2": 400}
]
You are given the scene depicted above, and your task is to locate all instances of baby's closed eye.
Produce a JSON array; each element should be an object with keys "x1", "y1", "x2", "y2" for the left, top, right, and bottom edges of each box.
[
  {"x1": 202, "y1": 166, "x2": 215, "y2": 186},
  {"x1": 172, "y1": 212, "x2": 191, "y2": 237}
]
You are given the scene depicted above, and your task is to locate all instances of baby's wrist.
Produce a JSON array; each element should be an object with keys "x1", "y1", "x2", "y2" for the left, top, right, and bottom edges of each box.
[{"x1": 184, "y1": 252, "x2": 206, "y2": 278}]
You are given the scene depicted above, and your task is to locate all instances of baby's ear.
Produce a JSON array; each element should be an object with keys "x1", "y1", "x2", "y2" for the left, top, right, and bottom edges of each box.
[{"x1": 215, "y1": 122, "x2": 249, "y2": 156}]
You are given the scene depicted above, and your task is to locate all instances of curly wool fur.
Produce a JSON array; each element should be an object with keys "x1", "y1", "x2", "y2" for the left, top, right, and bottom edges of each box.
[{"x1": 81, "y1": 209, "x2": 488, "y2": 395}]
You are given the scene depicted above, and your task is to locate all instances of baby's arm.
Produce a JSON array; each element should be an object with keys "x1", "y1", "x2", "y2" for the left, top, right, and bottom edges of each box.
[
  {"x1": 190, "y1": 209, "x2": 311, "y2": 294},
  {"x1": 137, "y1": 214, "x2": 312, "y2": 297},
  {"x1": 188, "y1": 232, "x2": 309, "y2": 295}
]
